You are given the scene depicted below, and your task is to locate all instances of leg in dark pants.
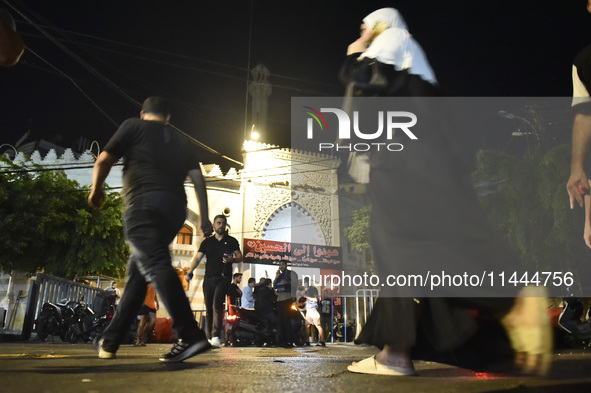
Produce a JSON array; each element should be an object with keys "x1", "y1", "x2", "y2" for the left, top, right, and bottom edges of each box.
[
  {"x1": 276, "y1": 299, "x2": 294, "y2": 346},
  {"x1": 203, "y1": 276, "x2": 231, "y2": 339},
  {"x1": 101, "y1": 192, "x2": 204, "y2": 352}
]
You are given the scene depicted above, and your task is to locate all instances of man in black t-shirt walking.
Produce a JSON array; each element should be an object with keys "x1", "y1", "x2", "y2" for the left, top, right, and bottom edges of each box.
[
  {"x1": 186, "y1": 215, "x2": 243, "y2": 347},
  {"x1": 89, "y1": 97, "x2": 213, "y2": 363}
]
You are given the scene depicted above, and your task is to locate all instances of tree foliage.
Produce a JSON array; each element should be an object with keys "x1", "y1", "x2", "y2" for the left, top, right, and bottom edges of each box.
[
  {"x1": 344, "y1": 205, "x2": 375, "y2": 274},
  {"x1": 0, "y1": 158, "x2": 128, "y2": 279},
  {"x1": 344, "y1": 143, "x2": 588, "y2": 289},
  {"x1": 473, "y1": 145, "x2": 588, "y2": 278}
]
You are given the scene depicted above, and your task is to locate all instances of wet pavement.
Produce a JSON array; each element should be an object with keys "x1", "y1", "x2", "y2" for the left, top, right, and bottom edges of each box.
[{"x1": 1, "y1": 342, "x2": 591, "y2": 393}]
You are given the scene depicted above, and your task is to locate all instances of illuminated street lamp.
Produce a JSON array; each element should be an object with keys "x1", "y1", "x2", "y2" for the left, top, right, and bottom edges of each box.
[
  {"x1": 498, "y1": 110, "x2": 540, "y2": 148},
  {"x1": 0, "y1": 143, "x2": 18, "y2": 159},
  {"x1": 250, "y1": 124, "x2": 260, "y2": 140}
]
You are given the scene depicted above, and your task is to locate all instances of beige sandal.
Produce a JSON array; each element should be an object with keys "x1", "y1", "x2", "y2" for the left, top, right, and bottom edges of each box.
[
  {"x1": 501, "y1": 287, "x2": 553, "y2": 375},
  {"x1": 347, "y1": 355, "x2": 417, "y2": 376}
]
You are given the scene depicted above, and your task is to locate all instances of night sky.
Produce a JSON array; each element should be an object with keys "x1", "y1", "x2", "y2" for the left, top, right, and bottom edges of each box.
[{"x1": 1, "y1": 0, "x2": 591, "y2": 170}]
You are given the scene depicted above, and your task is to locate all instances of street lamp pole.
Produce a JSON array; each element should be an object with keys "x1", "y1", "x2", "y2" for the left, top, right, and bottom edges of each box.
[
  {"x1": 0, "y1": 143, "x2": 18, "y2": 159},
  {"x1": 498, "y1": 110, "x2": 540, "y2": 147}
]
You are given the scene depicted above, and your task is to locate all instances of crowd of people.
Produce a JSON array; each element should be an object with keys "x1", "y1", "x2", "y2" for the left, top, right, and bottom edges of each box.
[
  {"x1": 223, "y1": 262, "x2": 335, "y2": 348},
  {"x1": 72, "y1": 0, "x2": 591, "y2": 377}
]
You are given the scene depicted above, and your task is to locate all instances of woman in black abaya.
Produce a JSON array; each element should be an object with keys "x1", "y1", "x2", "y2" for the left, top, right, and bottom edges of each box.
[{"x1": 340, "y1": 8, "x2": 551, "y2": 377}]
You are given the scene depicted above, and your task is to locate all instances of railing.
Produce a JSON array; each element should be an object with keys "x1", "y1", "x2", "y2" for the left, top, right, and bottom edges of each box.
[
  {"x1": 327, "y1": 292, "x2": 379, "y2": 344},
  {"x1": 354, "y1": 289, "x2": 379, "y2": 342},
  {"x1": 192, "y1": 310, "x2": 206, "y2": 330},
  {"x1": 34, "y1": 273, "x2": 105, "y2": 319}
]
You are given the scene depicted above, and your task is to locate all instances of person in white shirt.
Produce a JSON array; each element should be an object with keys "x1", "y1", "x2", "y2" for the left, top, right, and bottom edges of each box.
[{"x1": 241, "y1": 277, "x2": 256, "y2": 309}]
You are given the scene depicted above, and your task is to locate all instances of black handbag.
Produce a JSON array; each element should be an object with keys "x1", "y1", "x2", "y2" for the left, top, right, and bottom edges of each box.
[{"x1": 353, "y1": 58, "x2": 390, "y2": 90}]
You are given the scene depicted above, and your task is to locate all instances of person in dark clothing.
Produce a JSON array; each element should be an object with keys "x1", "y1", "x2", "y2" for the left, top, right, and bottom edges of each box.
[
  {"x1": 254, "y1": 278, "x2": 276, "y2": 325},
  {"x1": 227, "y1": 273, "x2": 243, "y2": 309},
  {"x1": 186, "y1": 214, "x2": 243, "y2": 348},
  {"x1": 273, "y1": 261, "x2": 298, "y2": 348},
  {"x1": 319, "y1": 289, "x2": 332, "y2": 343},
  {"x1": 89, "y1": 96, "x2": 213, "y2": 363},
  {"x1": 341, "y1": 8, "x2": 551, "y2": 377},
  {"x1": 562, "y1": 0, "x2": 591, "y2": 341},
  {"x1": 567, "y1": 1, "x2": 591, "y2": 246}
]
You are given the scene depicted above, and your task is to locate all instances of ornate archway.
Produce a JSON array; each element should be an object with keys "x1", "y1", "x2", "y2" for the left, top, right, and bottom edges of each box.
[{"x1": 261, "y1": 202, "x2": 325, "y2": 246}]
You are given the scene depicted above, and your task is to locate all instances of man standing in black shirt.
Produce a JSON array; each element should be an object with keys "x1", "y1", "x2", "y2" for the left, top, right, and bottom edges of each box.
[
  {"x1": 225, "y1": 272, "x2": 242, "y2": 345},
  {"x1": 227, "y1": 273, "x2": 243, "y2": 309},
  {"x1": 89, "y1": 97, "x2": 213, "y2": 363},
  {"x1": 273, "y1": 260, "x2": 298, "y2": 348},
  {"x1": 186, "y1": 215, "x2": 243, "y2": 348}
]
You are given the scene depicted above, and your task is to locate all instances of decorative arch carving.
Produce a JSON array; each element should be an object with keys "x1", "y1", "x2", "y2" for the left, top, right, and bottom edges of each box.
[{"x1": 251, "y1": 188, "x2": 332, "y2": 243}]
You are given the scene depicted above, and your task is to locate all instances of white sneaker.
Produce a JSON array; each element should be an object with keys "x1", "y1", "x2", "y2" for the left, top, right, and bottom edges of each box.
[
  {"x1": 98, "y1": 339, "x2": 116, "y2": 359},
  {"x1": 209, "y1": 336, "x2": 222, "y2": 348}
]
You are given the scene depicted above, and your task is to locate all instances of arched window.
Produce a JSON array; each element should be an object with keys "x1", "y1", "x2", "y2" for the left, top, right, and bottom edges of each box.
[{"x1": 177, "y1": 224, "x2": 193, "y2": 245}]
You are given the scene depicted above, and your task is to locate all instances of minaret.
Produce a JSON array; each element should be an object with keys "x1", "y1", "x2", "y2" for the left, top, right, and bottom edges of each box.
[{"x1": 248, "y1": 64, "x2": 272, "y2": 135}]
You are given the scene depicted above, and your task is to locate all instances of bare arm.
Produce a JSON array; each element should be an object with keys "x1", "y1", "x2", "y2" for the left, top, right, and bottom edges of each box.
[
  {"x1": 583, "y1": 193, "x2": 591, "y2": 250},
  {"x1": 568, "y1": 113, "x2": 591, "y2": 209},
  {"x1": 0, "y1": 14, "x2": 24, "y2": 67},
  {"x1": 185, "y1": 251, "x2": 205, "y2": 281},
  {"x1": 88, "y1": 151, "x2": 118, "y2": 209},
  {"x1": 188, "y1": 168, "x2": 213, "y2": 237}
]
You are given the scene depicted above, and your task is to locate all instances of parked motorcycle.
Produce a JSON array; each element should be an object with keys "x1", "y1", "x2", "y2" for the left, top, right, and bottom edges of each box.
[
  {"x1": 35, "y1": 293, "x2": 116, "y2": 343},
  {"x1": 63, "y1": 297, "x2": 113, "y2": 343},
  {"x1": 34, "y1": 299, "x2": 74, "y2": 341}
]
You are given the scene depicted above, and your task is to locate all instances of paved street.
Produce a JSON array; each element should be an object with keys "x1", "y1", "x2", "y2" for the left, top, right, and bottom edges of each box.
[{"x1": 1, "y1": 342, "x2": 591, "y2": 393}]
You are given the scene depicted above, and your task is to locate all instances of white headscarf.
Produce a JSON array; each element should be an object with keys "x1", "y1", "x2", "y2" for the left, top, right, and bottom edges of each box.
[{"x1": 358, "y1": 8, "x2": 437, "y2": 85}]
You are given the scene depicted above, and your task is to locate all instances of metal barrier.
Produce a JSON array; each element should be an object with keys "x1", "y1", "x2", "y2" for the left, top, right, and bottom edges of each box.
[
  {"x1": 34, "y1": 273, "x2": 106, "y2": 320},
  {"x1": 192, "y1": 310, "x2": 206, "y2": 330},
  {"x1": 354, "y1": 289, "x2": 379, "y2": 341},
  {"x1": 323, "y1": 292, "x2": 379, "y2": 344}
]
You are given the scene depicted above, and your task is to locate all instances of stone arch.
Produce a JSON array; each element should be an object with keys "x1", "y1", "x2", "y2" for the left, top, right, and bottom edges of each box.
[{"x1": 261, "y1": 202, "x2": 325, "y2": 245}]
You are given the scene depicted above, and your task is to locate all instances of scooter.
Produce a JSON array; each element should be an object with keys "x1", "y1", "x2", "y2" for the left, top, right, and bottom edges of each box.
[{"x1": 557, "y1": 297, "x2": 591, "y2": 348}]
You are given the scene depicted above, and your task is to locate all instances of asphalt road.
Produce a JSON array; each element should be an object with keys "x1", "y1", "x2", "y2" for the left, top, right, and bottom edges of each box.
[{"x1": 1, "y1": 342, "x2": 591, "y2": 393}]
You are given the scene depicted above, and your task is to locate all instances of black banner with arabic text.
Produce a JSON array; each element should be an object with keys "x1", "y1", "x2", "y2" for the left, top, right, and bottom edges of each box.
[{"x1": 243, "y1": 238, "x2": 342, "y2": 270}]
